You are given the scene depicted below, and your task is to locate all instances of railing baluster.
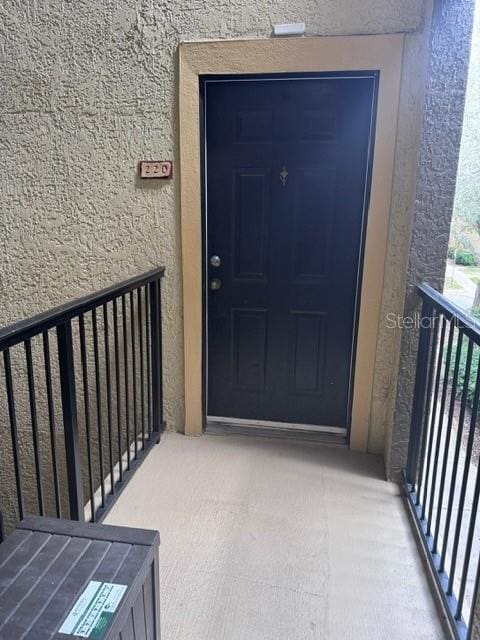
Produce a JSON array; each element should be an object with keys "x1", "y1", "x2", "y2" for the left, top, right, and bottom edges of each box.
[
  {"x1": 449, "y1": 345, "x2": 480, "y2": 599},
  {"x1": 420, "y1": 314, "x2": 446, "y2": 519},
  {"x1": 130, "y1": 290, "x2": 138, "y2": 459},
  {"x1": 43, "y1": 331, "x2": 61, "y2": 518},
  {"x1": 57, "y1": 320, "x2": 84, "y2": 521},
  {"x1": 122, "y1": 295, "x2": 130, "y2": 469},
  {"x1": 25, "y1": 338, "x2": 44, "y2": 516},
  {"x1": 439, "y1": 336, "x2": 473, "y2": 572},
  {"x1": 138, "y1": 287, "x2": 146, "y2": 450},
  {"x1": 0, "y1": 501, "x2": 4, "y2": 543},
  {"x1": 79, "y1": 314, "x2": 95, "y2": 522},
  {"x1": 406, "y1": 299, "x2": 434, "y2": 486},
  {"x1": 145, "y1": 285, "x2": 152, "y2": 437},
  {"x1": 427, "y1": 319, "x2": 455, "y2": 537},
  {"x1": 415, "y1": 309, "x2": 439, "y2": 505},
  {"x1": 103, "y1": 303, "x2": 114, "y2": 495},
  {"x1": 158, "y1": 280, "x2": 164, "y2": 428},
  {"x1": 92, "y1": 308, "x2": 106, "y2": 509},
  {"x1": 113, "y1": 297, "x2": 123, "y2": 482},
  {"x1": 149, "y1": 279, "x2": 163, "y2": 436},
  {"x1": 432, "y1": 329, "x2": 464, "y2": 553},
  {"x1": 3, "y1": 349, "x2": 24, "y2": 520}
]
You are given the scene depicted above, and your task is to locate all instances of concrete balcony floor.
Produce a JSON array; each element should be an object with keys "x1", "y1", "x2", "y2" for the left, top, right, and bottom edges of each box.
[{"x1": 105, "y1": 432, "x2": 446, "y2": 640}]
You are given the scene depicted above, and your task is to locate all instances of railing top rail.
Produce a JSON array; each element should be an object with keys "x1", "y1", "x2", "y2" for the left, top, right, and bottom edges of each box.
[
  {"x1": 418, "y1": 282, "x2": 480, "y2": 345},
  {"x1": 0, "y1": 266, "x2": 165, "y2": 351}
]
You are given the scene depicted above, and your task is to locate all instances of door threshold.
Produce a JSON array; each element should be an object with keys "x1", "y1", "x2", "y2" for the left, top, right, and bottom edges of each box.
[
  {"x1": 205, "y1": 417, "x2": 347, "y2": 445},
  {"x1": 207, "y1": 416, "x2": 346, "y2": 435}
]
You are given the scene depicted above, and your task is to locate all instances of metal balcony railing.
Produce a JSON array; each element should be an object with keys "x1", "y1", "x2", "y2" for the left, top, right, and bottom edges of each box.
[
  {"x1": 0, "y1": 267, "x2": 164, "y2": 541},
  {"x1": 405, "y1": 283, "x2": 480, "y2": 640}
]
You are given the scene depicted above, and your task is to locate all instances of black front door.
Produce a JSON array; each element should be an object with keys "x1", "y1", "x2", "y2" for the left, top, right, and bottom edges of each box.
[{"x1": 204, "y1": 73, "x2": 377, "y2": 431}]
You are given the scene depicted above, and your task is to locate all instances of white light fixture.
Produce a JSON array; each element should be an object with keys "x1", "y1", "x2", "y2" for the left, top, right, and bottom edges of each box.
[{"x1": 273, "y1": 23, "x2": 306, "y2": 37}]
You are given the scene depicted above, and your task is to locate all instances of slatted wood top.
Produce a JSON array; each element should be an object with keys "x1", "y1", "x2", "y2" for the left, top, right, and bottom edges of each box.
[{"x1": 0, "y1": 517, "x2": 159, "y2": 640}]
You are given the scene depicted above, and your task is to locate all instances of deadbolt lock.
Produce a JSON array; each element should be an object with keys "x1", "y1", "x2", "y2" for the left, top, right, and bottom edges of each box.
[
  {"x1": 210, "y1": 278, "x2": 222, "y2": 291},
  {"x1": 210, "y1": 255, "x2": 221, "y2": 268}
]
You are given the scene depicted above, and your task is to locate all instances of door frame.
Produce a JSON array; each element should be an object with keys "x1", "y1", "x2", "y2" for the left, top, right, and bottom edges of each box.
[{"x1": 179, "y1": 35, "x2": 404, "y2": 450}]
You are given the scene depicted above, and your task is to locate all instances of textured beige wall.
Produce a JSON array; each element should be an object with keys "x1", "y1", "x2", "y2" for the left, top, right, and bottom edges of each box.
[
  {"x1": 369, "y1": 10, "x2": 434, "y2": 454},
  {"x1": 0, "y1": 1, "x2": 427, "y2": 447}
]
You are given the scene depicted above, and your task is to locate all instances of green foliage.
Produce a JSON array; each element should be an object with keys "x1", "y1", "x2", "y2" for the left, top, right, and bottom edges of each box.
[
  {"x1": 448, "y1": 240, "x2": 478, "y2": 264},
  {"x1": 455, "y1": 249, "x2": 477, "y2": 266},
  {"x1": 455, "y1": 345, "x2": 480, "y2": 406},
  {"x1": 448, "y1": 227, "x2": 476, "y2": 255},
  {"x1": 444, "y1": 325, "x2": 480, "y2": 407},
  {"x1": 448, "y1": 316, "x2": 480, "y2": 405}
]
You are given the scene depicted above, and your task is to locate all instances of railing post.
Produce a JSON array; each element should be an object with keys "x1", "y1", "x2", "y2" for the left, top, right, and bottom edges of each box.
[
  {"x1": 149, "y1": 277, "x2": 164, "y2": 437},
  {"x1": 57, "y1": 320, "x2": 84, "y2": 521},
  {"x1": 0, "y1": 501, "x2": 4, "y2": 543},
  {"x1": 405, "y1": 299, "x2": 434, "y2": 485}
]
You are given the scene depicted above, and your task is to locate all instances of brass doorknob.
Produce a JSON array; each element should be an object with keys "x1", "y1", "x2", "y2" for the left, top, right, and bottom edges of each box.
[{"x1": 210, "y1": 278, "x2": 222, "y2": 291}]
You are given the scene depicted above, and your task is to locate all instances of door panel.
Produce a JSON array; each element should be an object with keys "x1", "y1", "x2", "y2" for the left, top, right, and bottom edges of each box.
[
  {"x1": 233, "y1": 170, "x2": 270, "y2": 280},
  {"x1": 289, "y1": 311, "x2": 325, "y2": 393},
  {"x1": 205, "y1": 74, "x2": 376, "y2": 429},
  {"x1": 232, "y1": 308, "x2": 268, "y2": 389},
  {"x1": 292, "y1": 169, "x2": 334, "y2": 282}
]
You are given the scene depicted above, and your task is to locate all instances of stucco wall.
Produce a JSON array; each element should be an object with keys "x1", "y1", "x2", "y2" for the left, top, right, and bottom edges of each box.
[
  {"x1": 386, "y1": 0, "x2": 476, "y2": 479},
  {"x1": 368, "y1": 21, "x2": 433, "y2": 453},
  {"x1": 1, "y1": 1, "x2": 427, "y2": 452}
]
